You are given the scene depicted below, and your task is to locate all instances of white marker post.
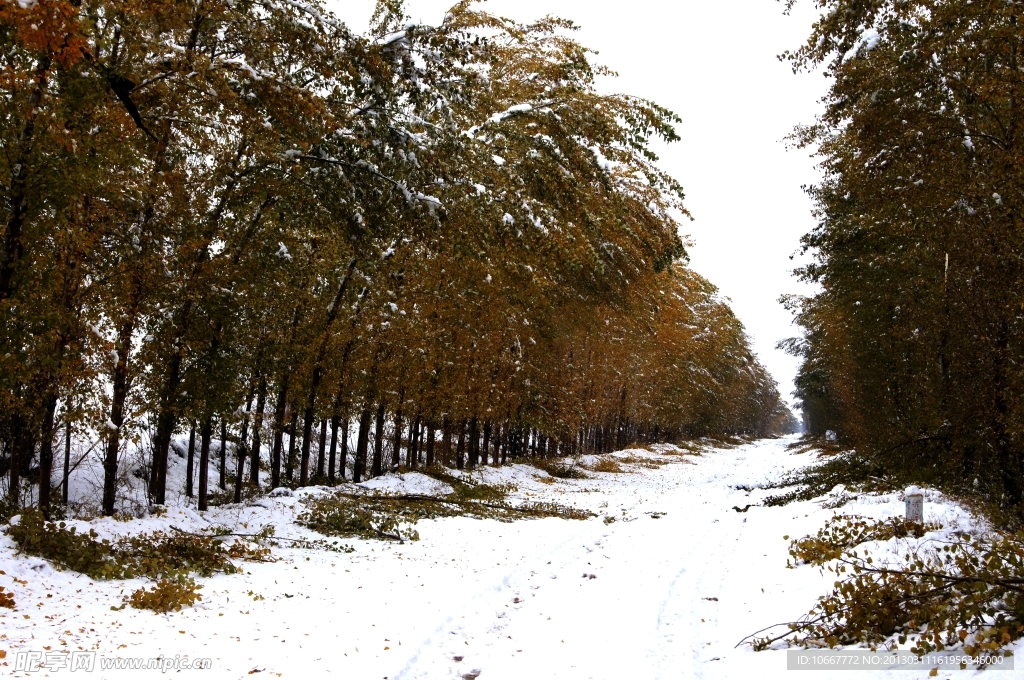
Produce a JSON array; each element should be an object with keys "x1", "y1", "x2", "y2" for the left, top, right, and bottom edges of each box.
[{"x1": 905, "y1": 486, "x2": 924, "y2": 523}]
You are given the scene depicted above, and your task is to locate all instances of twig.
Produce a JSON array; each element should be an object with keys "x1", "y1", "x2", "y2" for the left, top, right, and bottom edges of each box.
[
  {"x1": 834, "y1": 557, "x2": 1024, "y2": 593},
  {"x1": 50, "y1": 438, "x2": 103, "y2": 494}
]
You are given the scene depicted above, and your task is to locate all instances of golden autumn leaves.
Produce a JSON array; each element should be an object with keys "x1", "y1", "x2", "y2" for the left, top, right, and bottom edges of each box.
[{"x1": 0, "y1": 1, "x2": 788, "y2": 516}]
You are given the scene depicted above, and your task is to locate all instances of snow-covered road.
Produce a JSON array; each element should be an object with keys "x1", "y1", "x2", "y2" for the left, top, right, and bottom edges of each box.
[{"x1": 1, "y1": 437, "x2": 988, "y2": 679}]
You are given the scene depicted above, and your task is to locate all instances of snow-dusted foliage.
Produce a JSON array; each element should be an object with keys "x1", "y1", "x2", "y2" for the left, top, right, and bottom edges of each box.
[{"x1": 0, "y1": 1, "x2": 790, "y2": 519}]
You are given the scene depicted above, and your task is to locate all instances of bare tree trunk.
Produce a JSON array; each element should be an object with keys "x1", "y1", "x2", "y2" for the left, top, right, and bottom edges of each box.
[
  {"x1": 219, "y1": 418, "x2": 227, "y2": 490},
  {"x1": 286, "y1": 410, "x2": 298, "y2": 482},
  {"x1": 500, "y1": 423, "x2": 508, "y2": 465},
  {"x1": 328, "y1": 415, "x2": 339, "y2": 484},
  {"x1": 392, "y1": 407, "x2": 403, "y2": 471},
  {"x1": 316, "y1": 418, "x2": 327, "y2": 479},
  {"x1": 37, "y1": 396, "x2": 57, "y2": 518},
  {"x1": 354, "y1": 408, "x2": 371, "y2": 483},
  {"x1": 7, "y1": 413, "x2": 22, "y2": 508},
  {"x1": 250, "y1": 378, "x2": 267, "y2": 488},
  {"x1": 456, "y1": 420, "x2": 467, "y2": 470},
  {"x1": 371, "y1": 401, "x2": 386, "y2": 477},
  {"x1": 185, "y1": 423, "x2": 196, "y2": 498},
  {"x1": 339, "y1": 416, "x2": 350, "y2": 481},
  {"x1": 408, "y1": 415, "x2": 420, "y2": 469},
  {"x1": 270, "y1": 382, "x2": 288, "y2": 489},
  {"x1": 426, "y1": 423, "x2": 435, "y2": 467},
  {"x1": 61, "y1": 420, "x2": 71, "y2": 505},
  {"x1": 103, "y1": 318, "x2": 135, "y2": 516},
  {"x1": 299, "y1": 408, "x2": 313, "y2": 487},
  {"x1": 441, "y1": 417, "x2": 452, "y2": 467},
  {"x1": 468, "y1": 417, "x2": 479, "y2": 468},
  {"x1": 150, "y1": 351, "x2": 184, "y2": 505},
  {"x1": 481, "y1": 422, "x2": 491, "y2": 466},
  {"x1": 299, "y1": 259, "x2": 357, "y2": 488},
  {"x1": 197, "y1": 416, "x2": 213, "y2": 511},
  {"x1": 234, "y1": 384, "x2": 257, "y2": 503}
]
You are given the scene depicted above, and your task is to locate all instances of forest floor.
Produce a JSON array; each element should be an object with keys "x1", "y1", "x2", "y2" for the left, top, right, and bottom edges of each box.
[{"x1": 0, "y1": 436, "x2": 1007, "y2": 679}]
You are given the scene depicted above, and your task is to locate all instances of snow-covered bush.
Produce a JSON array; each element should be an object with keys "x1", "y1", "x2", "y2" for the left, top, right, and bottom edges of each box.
[{"x1": 6, "y1": 508, "x2": 270, "y2": 580}]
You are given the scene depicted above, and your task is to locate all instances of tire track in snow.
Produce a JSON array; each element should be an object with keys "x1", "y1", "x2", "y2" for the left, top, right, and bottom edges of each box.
[{"x1": 650, "y1": 447, "x2": 759, "y2": 679}]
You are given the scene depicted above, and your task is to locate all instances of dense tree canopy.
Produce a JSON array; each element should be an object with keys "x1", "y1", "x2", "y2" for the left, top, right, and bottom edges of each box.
[
  {"x1": 783, "y1": 0, "x2": 1024, "y2": 510},
  {"x1": 0, "y1": 0, "x2": 789, "y2": 517}
]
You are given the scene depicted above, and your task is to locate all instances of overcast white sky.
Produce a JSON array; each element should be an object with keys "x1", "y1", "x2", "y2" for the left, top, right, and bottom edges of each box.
[{"x1": 328, "y1": 0, "x2": 827, "y2": 410}]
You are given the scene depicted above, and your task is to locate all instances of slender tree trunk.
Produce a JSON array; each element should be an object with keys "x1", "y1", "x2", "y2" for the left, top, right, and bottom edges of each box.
[
  {"x1": 7, "y1": 412, "x2": 23, "y2": 507},
  {"x1": 250, "y1": 378, "x2": 267, "y2": 488},
  {"x1": 148, "y1": 164, "x2": 271, "y2": 504},
  {"x1": 328, "y1": 415, "x2": 340, "y2": 484},
  {"x1": 392, "y1": 407, "x2": 403, "y2": 471},
  {"x1": 491, "y1": 423, "x2": 500, "y2": 465},
  {"x1": 993, "y1": 319, "x2": 1021, "y2": 505},
  {"x1": 197, "y1": 416, "x2": 213, "y2": 511},
  {"x1": 26, "y1": 245, "x2": 79, "y2": 513},
  {"x1": 481, "y1": 422, "x2": 491, "y2": 466},
  {"x1": 286, "y1": 410, "x2": 298, "y2": 482},
  {"x1": 150, "y1": 346, "x2": 185, "y2": 505},
  {"x1": 316, "y1": 418, "x2": 327, "y2": 479},
  {"x1": 372, "y1": 401, "x2": 386, "y2": 477},
  {"x1": 102, "y1": 318, "x2": 135, "y2": 516},
  {"x1": 234, "y1": 384, "x2": 257, "y2": 503},
  {"x1": 299, "y1": 259, "x2": 357, "y2": 488},
  {"x1": 270, "y1": 381, "x2": 288, "y2": 489},
  {"x1": 407, "y1": 418, "x2": 416, "y2": 469},
  {"x1": 37, "y1": 396, "x2": 57, "y2": 518},
  {"x1": 468, "y1": 417, "x2": 479, "y2": 468},
  {"x1": 409, "y1": 415, "x2": 420, "y2": 469},
  {"x1": 456, "y1": 420, "x2": 467, "y2": 470},
  {"x1": 441, "y1": 417, "x2": 452, "y2": 467},
  {"x1": 339, "y1": 416, "x2": 350, "y2": 480},
  {"x1": 299, "y1": 407, "x2": 314, "y2": 487},
  {"x1": 61, "y1": 420, "x2": 71, "y2": 505},
  {"x1": 418, "y1": 420, "x2": 427, "y2": 466},
  {"x1": 354, "y1": 408, "x2": 371, "y2": 483},
  {"x1": 186, "y1": 423, "x2": 196, "y2": 498},
  {"x1": 219, "y1": 418, "x2": 227, "y2": 490},
  {"x1": 500, "y1": 423, "x2": 508, "y2": 465},
  {"x1": 150, "y1": 388, "x2": 176, "y2": 502},
  {"x1": 426, "y1": 423, "x2": 435, "y2": 467}
]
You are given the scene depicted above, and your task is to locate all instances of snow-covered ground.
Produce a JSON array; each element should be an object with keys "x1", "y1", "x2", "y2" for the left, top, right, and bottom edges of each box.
[{"x1": 0, "y1": 436, "x2": 1007, "y2": 679}]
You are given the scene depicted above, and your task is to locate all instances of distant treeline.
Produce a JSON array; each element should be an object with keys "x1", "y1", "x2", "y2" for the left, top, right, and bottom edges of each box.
[{"x1": 0, "y1": 1, "x2": 791, "y2": 517}]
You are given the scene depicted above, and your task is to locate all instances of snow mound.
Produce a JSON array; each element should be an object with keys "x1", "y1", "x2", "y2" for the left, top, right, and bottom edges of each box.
[{"x1": 358, "y1": 471, "x2": 454, "y2": 496}]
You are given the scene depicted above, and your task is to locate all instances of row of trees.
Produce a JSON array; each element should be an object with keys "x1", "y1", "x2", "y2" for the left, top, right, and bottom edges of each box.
[
  {"x1": 0, "y1": 0, "x2": 790, "y2": 517},
  {"x1": 783, "y1": 0, "x2": 1024, "y2": 510}
]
